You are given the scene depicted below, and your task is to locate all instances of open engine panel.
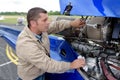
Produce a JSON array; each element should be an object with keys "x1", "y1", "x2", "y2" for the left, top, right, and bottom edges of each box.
[{"x1": 55, "y1": 16, "x2": 120, "y2": 80}]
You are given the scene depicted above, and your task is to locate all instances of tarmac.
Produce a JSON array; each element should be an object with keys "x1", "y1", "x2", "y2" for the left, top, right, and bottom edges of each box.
[{"x1": 0, "y1": 24, "x2": 24, "y2": 80}]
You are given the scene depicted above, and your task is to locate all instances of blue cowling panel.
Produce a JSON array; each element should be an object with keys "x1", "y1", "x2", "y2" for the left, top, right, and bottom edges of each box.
[
  {"x1": 49, "y1": 35, "x2": 78, "y2": 62},
  {"x1": 47, "y1": 35, "x2": 83, "y2": 80},
  {"x1": 0, "y1": 25, "x2": 20, "y2": 50},
  {"x1": 46, "y1": 69, "x2": 83, "y2": 80},
  {"x1": 59, "y1": 0, "x2": 120, "y2": 18}
]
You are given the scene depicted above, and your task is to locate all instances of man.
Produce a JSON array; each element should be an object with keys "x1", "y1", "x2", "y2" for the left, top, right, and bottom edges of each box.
[
  {"x1": 16, "y1": 7, "x2": 85, "y2": 80},
  {"x1": 63, "y1": 2, "x2": 73, "y2": 16}
]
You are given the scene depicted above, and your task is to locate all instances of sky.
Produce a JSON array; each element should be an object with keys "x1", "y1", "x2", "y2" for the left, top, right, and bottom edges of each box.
[{"x1": 0, "y1": 0, "x2": 60, "y2": 12}]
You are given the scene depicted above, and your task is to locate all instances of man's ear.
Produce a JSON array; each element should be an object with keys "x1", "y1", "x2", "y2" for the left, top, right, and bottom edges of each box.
[{"x1": 30, "y1": 20, "x2": 37, "y2": 27}]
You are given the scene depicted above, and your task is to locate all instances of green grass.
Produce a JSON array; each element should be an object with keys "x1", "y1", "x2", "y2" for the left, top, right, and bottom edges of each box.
[
  {"x1": 0, "y1": 15, "x2": 26, "y2": 24},
  {"x1": 0, "y1": 18, "x2": 17, "y2": 24},
  {"x1": 0, "y1": 15, "x2": 84, "y2": 25}
]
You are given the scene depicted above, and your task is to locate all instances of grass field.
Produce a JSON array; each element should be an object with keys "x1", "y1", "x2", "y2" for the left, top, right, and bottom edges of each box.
[
  {"x1": 0, "y1": 15, "x2": 26, "y2": 24},
  {"x1": 0, "y1": 15, "x2": 81, "y2": 25}
]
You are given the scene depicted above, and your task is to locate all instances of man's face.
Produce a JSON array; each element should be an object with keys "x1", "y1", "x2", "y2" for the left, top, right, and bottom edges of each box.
[{"x1": 35, "y1": 13, "x2": 50, "y2": 33}]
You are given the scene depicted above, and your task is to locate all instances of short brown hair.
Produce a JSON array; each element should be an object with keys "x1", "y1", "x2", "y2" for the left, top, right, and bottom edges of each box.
[{"x1": 27, "y1": 7, "x2": 47, "y2": 27}]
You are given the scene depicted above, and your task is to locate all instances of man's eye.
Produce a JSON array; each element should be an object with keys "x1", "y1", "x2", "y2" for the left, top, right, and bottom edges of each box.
[{"x1": 42, "y1": 19, "x2": 46, "y2": 22}]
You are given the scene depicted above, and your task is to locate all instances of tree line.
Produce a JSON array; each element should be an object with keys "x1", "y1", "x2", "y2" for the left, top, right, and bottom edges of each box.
[{"x1": 0, "y1": 11, "x2": 61, "y2": 15}]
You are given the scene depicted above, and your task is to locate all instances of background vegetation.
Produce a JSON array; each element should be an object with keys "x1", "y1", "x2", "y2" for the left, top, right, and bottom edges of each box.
[
  {"x1": 0, "y1": 11, "x2": 61, "y2": 15},
  {"x1": 0, "y1": 11, "x2": 61, "y2": 24},
  {"x1": 0, "y1": 11, "x2": 81, "y2": 25}
]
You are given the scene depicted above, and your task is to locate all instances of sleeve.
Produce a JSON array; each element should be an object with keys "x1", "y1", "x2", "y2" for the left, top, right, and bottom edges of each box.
[
  {"x1": 48, "y1": 20, "x2": 71, "y2": 34},
  {"x1": 17, "y1": 40, "x2": 70, "y2": 73}
]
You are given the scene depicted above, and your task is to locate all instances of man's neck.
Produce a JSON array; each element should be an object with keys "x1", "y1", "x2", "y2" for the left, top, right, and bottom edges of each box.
[{"x1": 29, "y1": 26, "x2": 42, "y2": 35}]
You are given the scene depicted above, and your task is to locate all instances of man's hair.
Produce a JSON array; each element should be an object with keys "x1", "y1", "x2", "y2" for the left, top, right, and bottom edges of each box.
[{"x1": 27, "y1": 7, "x2": 47, "y2": 27}]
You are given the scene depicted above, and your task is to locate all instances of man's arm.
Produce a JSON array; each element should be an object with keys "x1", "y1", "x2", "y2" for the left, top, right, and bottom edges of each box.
[{"x1": 48, "y1": 19, "x2": 85, "y2": 34}]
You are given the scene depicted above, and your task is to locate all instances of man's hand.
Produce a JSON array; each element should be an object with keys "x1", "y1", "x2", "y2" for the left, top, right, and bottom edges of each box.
[
  {"x1": 70, "y1": 58, "x2": 85, "y2": 69},
  {"x1": 70, "y1": 18, "x2": 86, "y2": 28}
]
